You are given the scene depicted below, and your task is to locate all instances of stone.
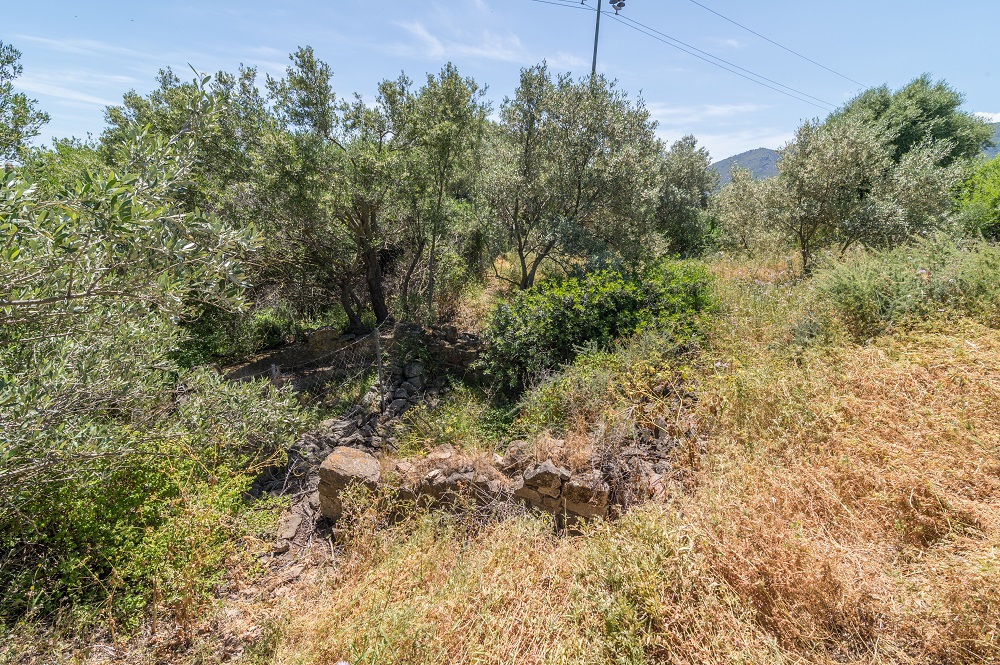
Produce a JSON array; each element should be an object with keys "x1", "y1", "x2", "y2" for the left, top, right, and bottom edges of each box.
[
  {"x1": 405, "y1": 375, "x2": 424, "y2": 391},
  {"x1": 501, "y1": 440, "x2": 533, "y2": 475},
  {"x1": 388, "y1": 398, "x2": 409, "y2": 416},
  {"x1": 445, "y1": 470, "x2": 476, "y2": 487},
  {"x1": 522, "y1": 460, "x2": 569, "y2": 498},
  {"x1": 318, "y1": 447, "x2": 381, "y2": 520},
  {"x1": 276, "y1": 513, "x2": 303, "y2": 541},
  {"x1": 324, "y1": 418, "x2": 359, "y2": 439},
  {"x1": 404, "y1": 361, "x2": 425, "y2": 379},
  {"x1": 308, "y1": 328, "x2": 342, "y2": 350},
  {"x1": 563, "y1": 473, "x2": 610, "y2": 518},
  {"x1": 418, "y1": 469, "x2": 450, "y2": 500},
  {"x1": 427, "y1": 444, "x2": 454, "y2": 462},
  {"x1": 340, "y1": 432, "x2": 367, "y2": 449}
]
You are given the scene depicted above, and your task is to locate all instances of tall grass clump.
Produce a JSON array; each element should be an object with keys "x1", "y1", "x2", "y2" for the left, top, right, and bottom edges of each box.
[
  {"x1": 817, "y1": 237, "x2": 1000, "y2": 340},
  {"x1": 482, "y1": 259, "x2": 714, "y2": 391}
]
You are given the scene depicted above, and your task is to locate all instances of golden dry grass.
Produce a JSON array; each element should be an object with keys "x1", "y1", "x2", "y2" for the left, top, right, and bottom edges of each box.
[
  {"x1": 20, "y1": 272, "x2": 1000, "y2": 665},
  {"x1": 231, "y1": 300, "x2": 1000, "y2": 663}
]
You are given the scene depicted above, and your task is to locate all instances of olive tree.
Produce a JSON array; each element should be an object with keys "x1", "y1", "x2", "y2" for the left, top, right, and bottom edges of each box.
[
  {"x1": 268, "y1": 47, "x2": 416, "y2": 323},
  {"x1": 655, "y1": 134, "x2": 718, "y2": 256},
  {"x1": 484, "y1": 64, "x2": 662, "y2": 289},
  {"x1": 0, "y1": 42, "x2": 49, "y2": 161}
]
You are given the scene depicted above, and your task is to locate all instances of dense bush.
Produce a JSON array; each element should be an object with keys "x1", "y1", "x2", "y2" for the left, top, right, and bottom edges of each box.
[
  {"x1": 955, "y1": 155, "x2": 1000, "y2": 240},
  {"x1": 0, "y1": 369, "x2": 306, "y2": 625},
  {"x1": 817, "y1": 237, "x2": 1000, "y2": 340},
  {"x1": 482, "y1": 260, "x2": 713, "y2": 391}
]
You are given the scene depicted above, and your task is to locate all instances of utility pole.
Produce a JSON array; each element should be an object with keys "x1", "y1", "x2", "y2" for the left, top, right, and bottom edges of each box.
[
  {"x1": 591, "y1": 0, "x2": 625, "y2": 79},
  {"x1": 591, "y1": 0, "x2": 602, "y2": 79}
]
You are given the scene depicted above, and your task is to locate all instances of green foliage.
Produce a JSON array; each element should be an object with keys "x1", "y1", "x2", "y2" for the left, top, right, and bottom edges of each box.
[
  {"x1": 1, "y1": 77, "x2": 308, "y2": 627},
  {"x1": 829, "y1": 74, "x2": 994, "y2": 165},
  {"x1": 172, "y1": 303, "x2": 306, "y2": 367},
  {"x1": 0, "y1": 42, "x2": 49, "y2": 161},
  {"x1": 816, "y1": 237, "x2": 1000, "y2": 340},
  {"x1": 713, "y1": 115, "x2": 963, "y2": 271},
  {"x1": 655, "y1": 135, "x2": 719, "y2": 256},
  {"x1": 483, "y1": 64, "x2": 663, "y2": 289},
  {"x1": 396, "y1": 383, "x2": 518, "y2": 457},
  {"x1": 709, "y1": 166, "x2": 783, "y2": 256},
  {"x1": 482, "y1": 260, "x2": 713, "y2": 391},
  {"x1": 517, "y1": 323, "x2": 695, "y2": 434},
  {"x1": 955, "y1": 155, "x2": 1000, "y2": 239},
  {"x1": 0, "y1": 369, "x2": 304, "y2": 625}
]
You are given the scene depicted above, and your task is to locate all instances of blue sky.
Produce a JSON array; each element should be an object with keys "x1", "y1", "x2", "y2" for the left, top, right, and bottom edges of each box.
[{"x1": 5, "y1": 1, "x2": 999, "y2": 161}]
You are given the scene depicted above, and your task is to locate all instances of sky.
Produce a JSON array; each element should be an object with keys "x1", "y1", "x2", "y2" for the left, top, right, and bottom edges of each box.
[{"x1": 4, "y1": 1, "x2": 1000, "y2": 162}]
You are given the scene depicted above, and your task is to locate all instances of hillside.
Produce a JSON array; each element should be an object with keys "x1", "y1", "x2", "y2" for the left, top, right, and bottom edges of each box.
[
  {"x1": 711, "y1": 147, "x2": 779, "y2": 185},
  {"x1": 986, "y1": 122, "x2": 1000, "y2": 159}
]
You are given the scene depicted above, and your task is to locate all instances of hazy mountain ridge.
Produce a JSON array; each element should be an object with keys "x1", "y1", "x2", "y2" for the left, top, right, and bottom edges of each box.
[
  {"x1": 710, "y1": 147, "x2": 780, "y2": 186},
  {"x1": 985, "y1": 123, "x2": 1000, "y2": 159},
  {"x1": 713, "y1": 123, "x2": 999, "y2": 185}
]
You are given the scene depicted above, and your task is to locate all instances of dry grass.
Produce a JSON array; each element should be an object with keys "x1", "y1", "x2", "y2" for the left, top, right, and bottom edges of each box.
[
  {"x1": 246, "y1": 284, "x2": 1000, "y2": 663},
  {"x1": 14, "y1": 267, "x2": 1000, "y2": 665}
]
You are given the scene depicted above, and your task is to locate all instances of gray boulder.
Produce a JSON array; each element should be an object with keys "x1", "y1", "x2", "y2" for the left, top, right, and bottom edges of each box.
[{"x1": 318, "y1": 447, "x2": 381, "y2": 520}]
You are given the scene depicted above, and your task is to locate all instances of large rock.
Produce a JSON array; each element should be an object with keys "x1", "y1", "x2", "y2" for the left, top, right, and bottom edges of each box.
[
  {"x1": 563, "y1": 472, "x2": 610, "y2": 519},
  {"x1": 522, "y1": 460, "x2": 569, "y2": 498},
  {"x1": 501, "y1": 440, "x2": 532, "y2": 475},
  {"x1": 318, "y1": 447, "x2": 381, "y2": 519}
]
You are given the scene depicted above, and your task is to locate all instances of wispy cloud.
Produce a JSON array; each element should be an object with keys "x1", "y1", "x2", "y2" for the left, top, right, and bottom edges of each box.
[
  {"x1": 647, "y1": 102, "x2": 771, "y2": 127},
  {"x1": 16, "y1": 79, "x2": 117, "y2": 107},
  {"x1": 709, "y1": 38, "x2": 743, "y2": 49},
  {"x1": 547, "y1": 51, "x2": 587, "y2": 71},
  {"x1": 13, "y1": 34, "x2": 154, "y2": 61},
  {"x1": 392, "y1": 21, "x2": 529, "y2": 64},
  {"x1": 975, "y1": 111, "x2": 1000, "y2": 123}
]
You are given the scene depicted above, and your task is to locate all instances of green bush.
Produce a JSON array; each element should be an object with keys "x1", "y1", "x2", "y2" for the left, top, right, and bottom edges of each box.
[
  {"x1": 817, "y1": 237, "x2": 1000, "y2": 340},
  {"x1": 0, "y1": 369, "x2": 306, "y2": 627},
  {"x1": 482, "y1": 260, "x2": 713, "y2": 391},
  {"x1": 955, "y1": 155, "x2": 1000, "y2": 240}
]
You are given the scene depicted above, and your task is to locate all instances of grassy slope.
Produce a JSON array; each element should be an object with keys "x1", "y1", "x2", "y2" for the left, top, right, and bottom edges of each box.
[
  {"x1": 18, "y1": 259, "x2": 1000, "y2": 664},
  {"x1": 245, "y1": 263, "x2": 1000, "y2": 664}
]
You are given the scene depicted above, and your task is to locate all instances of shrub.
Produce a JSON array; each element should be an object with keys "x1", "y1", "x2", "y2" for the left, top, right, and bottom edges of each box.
[
  {"x1": 482, "y1": 260, "x2": 713, "y2": 391},
  {"x1": 0, "y1": 369, "x2": 306, "y2": 627},
  {"x1": 817, "y1": 237, "x2": 1000, "y2": 340},
  {"x1": 955, "y1": 155, "x2": 1000, "y2": 240}
]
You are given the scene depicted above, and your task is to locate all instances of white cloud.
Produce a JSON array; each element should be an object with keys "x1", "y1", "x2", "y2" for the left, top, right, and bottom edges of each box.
[
  {"x1": 15, "y1": 79, "x2": 117, "y2": 107},
  {"x1": 647, "y1": 102, "x2": 771, "y2": 127},
  {"x1": 663, "y1": 128, "x2": 793, "y2": 162},
  {"x1": 709, "y1": 38, "x2": 743, "y2": 49},
  {"x1": 545, "y1": 51, "x2": 587, "y2": 71},
  {"x1": 975, "y1": 111, "x2": 1000, "y2": 123},
  {"x1": 391, "y1": 20, "x2": 530, "y2": 64},
  {"x1": 12, "y1": 34, "x2": 154, "y2": 61}
]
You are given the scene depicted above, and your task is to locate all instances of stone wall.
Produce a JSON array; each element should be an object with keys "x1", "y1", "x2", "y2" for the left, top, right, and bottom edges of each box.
[{"x1": 316, "y1": 446, "x2": 611, "y2": 530}]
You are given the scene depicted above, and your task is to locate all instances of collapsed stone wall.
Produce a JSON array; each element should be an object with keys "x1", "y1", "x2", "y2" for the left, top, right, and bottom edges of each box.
[{"x1": 317, "y1": 445, "x2": 610, "y2": 529}]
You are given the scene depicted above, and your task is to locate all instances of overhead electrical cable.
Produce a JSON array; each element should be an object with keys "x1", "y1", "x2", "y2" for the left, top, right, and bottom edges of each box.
[
  {"x1": 530, "y1": 0, "x2": 592, "y2": 11},
  {"x1": 685, "y1": 0, "x2": 867, "y2": 88},
  {"x1": 531, "y1": 0, "x2": 836, "y2": 112},
  {"x1": 610, "y1": 11, "x2": 836, "y2": 108}
]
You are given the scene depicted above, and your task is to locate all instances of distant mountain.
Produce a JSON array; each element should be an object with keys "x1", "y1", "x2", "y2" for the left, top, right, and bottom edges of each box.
[
  {"x1": 985, "y1": 123, "x2": 1000, "y2": 159},
  {"x1": 712, "y1": 123, "x2": 1000, "y2": 186},
  {"x1": 711, "y1": 147, "x2": 780, "y2": 186}
]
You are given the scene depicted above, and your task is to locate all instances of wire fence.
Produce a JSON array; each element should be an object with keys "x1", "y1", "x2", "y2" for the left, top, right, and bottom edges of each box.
[{"x1": 230, "y1": 320, "x2": 394, "y2": 408}]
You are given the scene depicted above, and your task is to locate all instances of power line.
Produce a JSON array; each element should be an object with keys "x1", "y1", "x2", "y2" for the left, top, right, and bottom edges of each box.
[
  {"x1": 610, "y1": 11, "x2": 836, "y2": 109},
  {"x1": 530, "y1": 0, "x2": 591, "y2": 11},
  {"x1": 685, "y1": 0, "x2": 867, "y2": 88},
  {"x1": 531, "y1": 0, "x2": 836, "y2": 112}
]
